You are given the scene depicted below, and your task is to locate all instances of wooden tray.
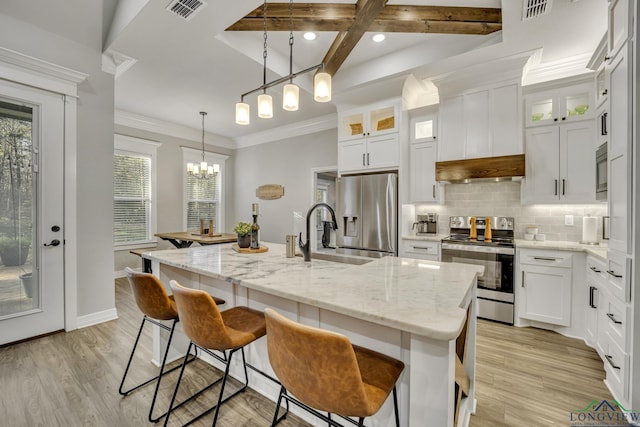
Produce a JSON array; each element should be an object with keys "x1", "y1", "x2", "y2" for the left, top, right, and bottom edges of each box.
[
  {"x1": 191, "y1": 232, "x2": 223, "y2": 237},
  {"x1": 232, "y1": 244, "x2": 268, "y2": 254}
]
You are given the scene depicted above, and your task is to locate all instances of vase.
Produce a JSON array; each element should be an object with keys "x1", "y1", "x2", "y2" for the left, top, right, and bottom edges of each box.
[
  {"x1": 20, "y1": 272, "x2": 33, "y2": 298},
  {"x1": 237, "y1": 234, "x2": 251, "y2": 248}
]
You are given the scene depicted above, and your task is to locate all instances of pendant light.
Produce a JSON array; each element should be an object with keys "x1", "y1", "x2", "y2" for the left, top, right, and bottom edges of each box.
[
  {"x1": 282, "y1": 0, "x2": 299, "y2": 111},
  {"x1": 235, "y1": 0, "x2": 332, "y2": 124},
  {"x1": 188, "y1": 112, "x2": 219, "y2": 178}
]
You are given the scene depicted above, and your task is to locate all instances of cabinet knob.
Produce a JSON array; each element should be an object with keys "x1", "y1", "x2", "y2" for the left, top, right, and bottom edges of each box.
[
  {"x1": 554, "y1": 118, "x2": 558, "y2": 122},
  {"x1": 562, "y1": 117, "x2": 566, "y2": 121},
  {"x1": 604, "y1": 56, "x2": 611, "y2": 61}
]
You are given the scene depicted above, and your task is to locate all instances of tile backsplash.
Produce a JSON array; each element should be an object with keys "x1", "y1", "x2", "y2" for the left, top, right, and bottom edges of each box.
[{"x1": 408, "y1": 181, "x2": 608, "y2": 242}]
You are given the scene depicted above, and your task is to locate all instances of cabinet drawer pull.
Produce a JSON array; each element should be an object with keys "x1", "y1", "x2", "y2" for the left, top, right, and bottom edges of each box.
[
  {"x1": 607, "y1": 270, "x2": 623, "y2": 278},
  {"x1": 589, "y1": 286, "x2": 598, "y2": 309},
  {"x1": 521, "y1": 271, "x2": 525, "y2": 287},
  {"x1": 562, "y1": 179, "x2": 566, "y2": 195},
  {"x1": 366, "y1": 153, "x2": 370, "y2": 166},
  {"x1": 533, "y1": 256, "x2": 558, "y2": 262},
  {"x1": 362, "y1": 153, "x2": 365, "y2": 166},
  {"x1": 554, "y1": 179, "x2": 558, "y2": 196},
  {"x1": 412, "y1": 246, "x2": 432, "y2": 251},
  {"x1": 606, "y1": 312, "x2": 622, "y2": 325},
  {"x1": 589, "y1": 266, "x2": 602, "y2": 273},
  {"x1": 432, "y1": 185, "x2": 435, "y2": 199},
  {"x1": 605, "y1": 354, "x2": 621, "y2": 370}
]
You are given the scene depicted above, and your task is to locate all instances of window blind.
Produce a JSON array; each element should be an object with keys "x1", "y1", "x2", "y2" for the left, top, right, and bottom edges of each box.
[
  {"x1": 114, "y1": 152, "x2": 152, "y2": 244},
  {"x1": 186, "y1": 172, "x2": 218, "y2": 231}
]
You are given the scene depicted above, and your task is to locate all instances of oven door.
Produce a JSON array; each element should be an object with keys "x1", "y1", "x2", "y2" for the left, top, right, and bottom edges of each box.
[{"x1": 441, "y1": 243, "x2": 515, "y2": 324}]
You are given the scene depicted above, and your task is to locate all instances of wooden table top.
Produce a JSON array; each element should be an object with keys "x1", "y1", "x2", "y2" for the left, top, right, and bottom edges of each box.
[{"x1": 155, "y1": 231, "x2": 237, "y2": 247}]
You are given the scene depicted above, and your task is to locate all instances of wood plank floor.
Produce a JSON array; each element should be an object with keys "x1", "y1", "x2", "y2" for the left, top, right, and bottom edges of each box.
[{"x1": 0, "y1": 278, "x2": 629, "y2": 426}]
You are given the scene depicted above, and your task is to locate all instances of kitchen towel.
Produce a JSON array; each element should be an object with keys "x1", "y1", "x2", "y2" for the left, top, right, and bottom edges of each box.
[{"x1": 582, "y1": 216, "x2": 598, "y2": 243}]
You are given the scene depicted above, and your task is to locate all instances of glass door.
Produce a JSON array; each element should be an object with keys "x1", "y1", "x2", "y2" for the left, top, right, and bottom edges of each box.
[
  {"x1": 0, "y1": 100, "x2": 35, "y2": 317},
  {"x1": 0, "y1": 80, "x2": 65, "y2": 345}
]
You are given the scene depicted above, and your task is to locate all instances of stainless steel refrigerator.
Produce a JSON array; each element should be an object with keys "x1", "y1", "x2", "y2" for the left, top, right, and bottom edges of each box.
[{"x1": 336, "y1": 172, "x2": 398, "y2": 257}]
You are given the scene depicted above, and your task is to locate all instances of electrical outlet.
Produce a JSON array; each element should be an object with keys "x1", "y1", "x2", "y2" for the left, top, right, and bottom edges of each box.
[{"x1": 565, "y1": 215, "x2": 574, "y2": 226}]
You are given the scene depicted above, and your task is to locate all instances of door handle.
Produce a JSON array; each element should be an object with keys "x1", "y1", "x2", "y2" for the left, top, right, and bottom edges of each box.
[
  {"x1": 366, "y1": 153, "x2": 370, "y2": 166},
  {"x1": 432, "y1": 184, "x2": 436, "y2": 199},
  {"x1": 607, "y1": 312, "x2": 622, "y2": 325},
  {"x1": 44, "y1": 239, "x2": 61, "y2": 247},
  {"x1": 362, "y1": 153, "x2": 365, "y2": 166},
  {"x1": 521, "y1": 271, "x2": 525, "y2": 287},
  {"x1": 554, "y1": 179, "x2": 558, "y2": 196},
  {"x1": 562, "y1": 179, "x2": 565, "y2": 195}
]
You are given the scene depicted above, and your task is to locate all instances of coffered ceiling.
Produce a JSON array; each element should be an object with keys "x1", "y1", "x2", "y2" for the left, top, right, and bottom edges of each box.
[{"x1": 100, "y1": 0, "x2": 606, "y2": 142}]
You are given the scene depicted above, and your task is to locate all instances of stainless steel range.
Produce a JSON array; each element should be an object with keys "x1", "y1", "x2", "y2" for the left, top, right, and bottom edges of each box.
[{"x1": 441, "y1": 216, "x2": 515, "y2": 325}]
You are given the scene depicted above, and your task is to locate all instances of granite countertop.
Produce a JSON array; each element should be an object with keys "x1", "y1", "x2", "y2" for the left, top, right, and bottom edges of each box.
[
  {"x1": 145, "y1": 242, "x2": 483, "y2": 341},
  {"x1": 515, "y1": 239, "x2": 608, "y2": 260}
]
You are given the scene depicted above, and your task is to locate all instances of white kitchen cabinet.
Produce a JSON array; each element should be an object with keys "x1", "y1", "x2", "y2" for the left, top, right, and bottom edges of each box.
[
  {"x1": 338, "y1": 102, "x2": 399, "y2": 141},
  {"x1": 338, "y1": 100, "x2": 400, "y2": 174},
  {"x1": 409, "y1": 114, "x2": 441, "y2": 203},
  {"x1": 608, "y1": 0, "x2": 632, "y2": 59},
  {"x1": 338, "y1": 133, "x2": 399, "y2": 174},
  {"x1": 438, "y1": 81, "x2": 522, "y2": 161},
  {"x1": 401, "y1": 239, "x2": 440, "y2": 261},
  {"x1": 607, "y1": 43, "x2": 633, "y2": 254},
  {"x1": 605, "y1": 250, "x2": 632, "y2": 303},
  {"x1": 524, "y1": 120, "x2": 595, "y2": 203},
  {"x1": 519, "y1": 250, "x2": 572, "y2": 327},
  {"x1": 525, "y1": 83, "x2": 594, "y2": 127},
  {"x1": 585, "y1": 256, "x2": 608, "y2": 356},
  {"x1": 603, "y1": 332, "x2": 630, "y2": 401}
]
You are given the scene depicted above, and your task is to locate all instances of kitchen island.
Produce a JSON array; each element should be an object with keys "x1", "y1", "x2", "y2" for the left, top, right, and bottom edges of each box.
[{"x1": 146, "y1": 243, "x2": 483, "y2": 427}]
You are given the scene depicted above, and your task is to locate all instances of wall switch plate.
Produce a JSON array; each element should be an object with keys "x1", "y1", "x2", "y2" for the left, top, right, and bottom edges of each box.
[{"x1": 565, "y1": 215, "x2": 574, "y2": 226}]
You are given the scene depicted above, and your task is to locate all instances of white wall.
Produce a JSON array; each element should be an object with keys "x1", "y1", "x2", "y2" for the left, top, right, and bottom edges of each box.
[
  {"x1": 0, "y1": 3, "x2": 116, "y2": 317},
  {"x1": 233, "y1": 129, "x2": 338, "y2": 244},
  {"x1": 113, "y1": 125, "x2": 235, "y2": 273}
]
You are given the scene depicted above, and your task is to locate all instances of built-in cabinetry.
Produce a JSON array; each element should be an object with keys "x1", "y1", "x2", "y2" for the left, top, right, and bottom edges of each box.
[
  {"x1": 585, "y1": 256, "x2": 609, "y2": 357},
  {"x1": 338, "y1": 101, "x2": 400, "y2": 174},
  {"x1": 400, "y1": 239, "x2": 439, "y2": 261},
  {"x1": 523, "y1": 82, "x2": 596, "y2": 204},
  {"x1": 438, "y1": 81, "x2": 522, "y2": 161},
  {"x1": 524, "y1": 120, "x2": 595, "y2": 203},
  {"x1": 518, "y1": 249, "x2": 573, "y2": 327},
  {"x1": 601, "y1": 0, "x2": 634, "y2": 406},
  {"x1": 409, "y1": 112, "x2": 442, "y2": 203}
]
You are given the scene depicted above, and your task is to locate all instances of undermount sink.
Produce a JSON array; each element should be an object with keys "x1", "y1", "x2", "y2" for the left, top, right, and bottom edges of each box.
[{"x1": 296, "y1": 251, "x2": 373, "y2": 265}]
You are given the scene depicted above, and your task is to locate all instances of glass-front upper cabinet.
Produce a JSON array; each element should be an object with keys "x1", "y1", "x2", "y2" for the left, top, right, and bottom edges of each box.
[
  {"x1": 338, "y1": 101, "x2": 399, "y2": 140},
  {"x1": 525, "y1": 83, "x2": 594, "y2": 127}
]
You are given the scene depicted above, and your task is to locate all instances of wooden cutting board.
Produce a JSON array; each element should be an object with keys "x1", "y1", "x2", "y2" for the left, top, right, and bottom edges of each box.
[{"x1": 232, "y1": 244, "x2": 268, "y2": 254}]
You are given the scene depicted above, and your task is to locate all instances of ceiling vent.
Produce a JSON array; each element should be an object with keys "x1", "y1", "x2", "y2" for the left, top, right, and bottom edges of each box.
[
  {"x1": 166, "y1": 0, "x2": 207, "y2": 21},
  {"x1": 522, "y1": 0, "x2": 552, "y2": 20}
]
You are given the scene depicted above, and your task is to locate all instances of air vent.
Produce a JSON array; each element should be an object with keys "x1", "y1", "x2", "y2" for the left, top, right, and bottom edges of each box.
[
  {"x1": 522, "y1": 0, "x2": 552, "y2": 20},
  {"x1": 166, "y1": 0, "x2": 207, "y2": 21}
]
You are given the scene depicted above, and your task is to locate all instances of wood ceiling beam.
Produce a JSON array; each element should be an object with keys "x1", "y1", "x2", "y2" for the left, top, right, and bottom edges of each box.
[
  {"x1": 226, "y1": 4, "x2": 502, "y2": 32},
  {"x1": 320, "y1": 0, "x2": 388, "y2": 77}
]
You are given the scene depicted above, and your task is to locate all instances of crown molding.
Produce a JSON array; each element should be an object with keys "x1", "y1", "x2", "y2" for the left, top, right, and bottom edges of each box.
[
  {"x1": 0, "y1": 47, "x2": 87, "y2": 97},
  {"x1": 522, "y1": 52, "x2": 595, "y2": 86},
  {"x1": 114, "y1": 109, "x2": 236, "y2": 149},
  {"x1": 102, "y1": 49, "x2": 138, "y2": 78},
  {"x1": 233, "y1": 113, "x2": 337, "y2": 149}
]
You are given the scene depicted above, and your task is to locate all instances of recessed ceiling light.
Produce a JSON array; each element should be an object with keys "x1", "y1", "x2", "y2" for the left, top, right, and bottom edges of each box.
[
  {"x1": 371, "y1": 33, "x2": 386, "y2": 43},
  {"x1": 303, "y1": 32, "x2": 317, "y2": 41}
]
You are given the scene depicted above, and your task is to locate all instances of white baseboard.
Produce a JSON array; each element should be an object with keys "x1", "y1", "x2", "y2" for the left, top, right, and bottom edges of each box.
[{"x1": 76, "y1": 308, "x2": 119, "y2": 329}]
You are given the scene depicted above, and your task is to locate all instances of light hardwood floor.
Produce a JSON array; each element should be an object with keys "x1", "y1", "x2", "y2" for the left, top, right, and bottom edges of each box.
[{"x1": 0, "y1": 278, "x2": 629, "y2": 426}]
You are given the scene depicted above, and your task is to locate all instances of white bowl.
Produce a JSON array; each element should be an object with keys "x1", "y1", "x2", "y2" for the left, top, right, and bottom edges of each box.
[
  {"x1": 524, "y1": 234, "x2": 534, "y2": 241},
  {"x1": 535, "y1": 233, "x2": 546, "y2": 241}
]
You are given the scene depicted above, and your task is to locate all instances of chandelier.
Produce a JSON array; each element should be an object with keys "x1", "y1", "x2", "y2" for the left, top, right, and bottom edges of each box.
[
  {"x1": 187, "y1": 111, "x2": 219, "y2": 177},
  {"x1": 235, "y1": 0, "x2": 332, "y2": 125}
]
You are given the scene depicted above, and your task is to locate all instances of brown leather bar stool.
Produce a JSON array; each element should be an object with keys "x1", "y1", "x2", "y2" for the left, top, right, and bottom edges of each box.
[
  {"x1": 119, "y1": 267, "x2": 225, "y2": 422},
  {"x1": 265, "y1": 308, "x2": 404, "y2": 427},
  {"x1": 164, "y1": 279, "x2": 266, "y2": 427}
]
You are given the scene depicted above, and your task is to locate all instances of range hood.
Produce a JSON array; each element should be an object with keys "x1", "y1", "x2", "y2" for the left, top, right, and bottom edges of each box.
[{"x1": 435, "y1": 154, "x2": 525, "y2": 183}]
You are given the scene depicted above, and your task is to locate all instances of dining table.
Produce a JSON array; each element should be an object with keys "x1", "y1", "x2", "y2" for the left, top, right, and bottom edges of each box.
[{"x1": 154, "y1": 231, "x2": 237, "y2": 248}]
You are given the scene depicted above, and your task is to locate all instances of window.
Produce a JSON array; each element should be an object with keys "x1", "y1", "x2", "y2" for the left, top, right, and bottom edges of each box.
[
  {"x1": 182, "y1": 147, "x2": 227, "y2": 233},
  {"x1": 114, "y1": 135, "x2": 160, "y2": 248}
]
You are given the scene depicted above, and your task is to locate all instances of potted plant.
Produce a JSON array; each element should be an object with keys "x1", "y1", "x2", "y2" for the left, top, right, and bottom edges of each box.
[
  {"x1": 233, "y1": 222, "x2": 252, "y2": 248},
  {"x1": 0, "y1": 236, "x2": 30, "y2": 266}
]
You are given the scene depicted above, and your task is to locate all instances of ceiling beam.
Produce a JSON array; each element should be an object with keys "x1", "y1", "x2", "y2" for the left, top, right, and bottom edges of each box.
[
  {"x1": 226, "y1": 4, "x2": 502, "y2": 33},
  {"x1": 320, "y1": 0, "x2": 388, "y2": 77}
]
